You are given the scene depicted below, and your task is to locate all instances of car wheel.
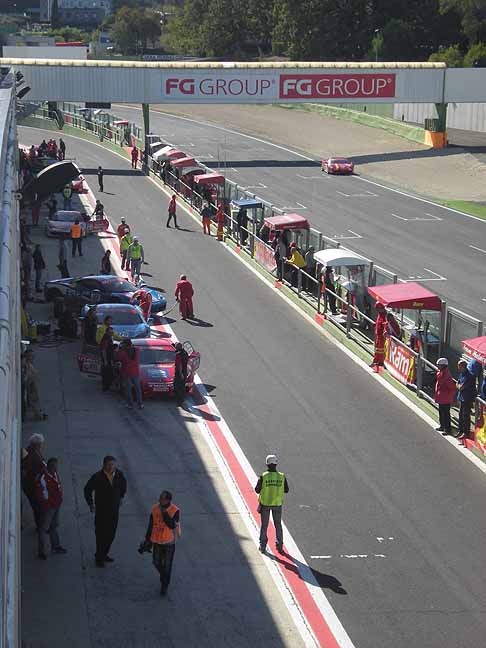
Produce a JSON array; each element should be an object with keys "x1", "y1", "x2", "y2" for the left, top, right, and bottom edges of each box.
[{"x1": 46, "y1": 288, "x2": 62, "y2": 302}]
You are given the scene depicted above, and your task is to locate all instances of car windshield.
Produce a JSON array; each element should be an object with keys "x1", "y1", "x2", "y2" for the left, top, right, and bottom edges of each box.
[
  {"x1": 331, "y1": 158, "x2": 350, "y2": 164},
  {"x1": 97, "y1": 310, "x2": 142, "y2": 325},
  {"x1": 102, "y1": 279, "x2": 137, "y2": 293},
  {"x1": 52, "y1": 211, "x2": 82, "y2": 222},
  {"x1": 139, "y1": 348, "x2": 176, "y2": 364}
]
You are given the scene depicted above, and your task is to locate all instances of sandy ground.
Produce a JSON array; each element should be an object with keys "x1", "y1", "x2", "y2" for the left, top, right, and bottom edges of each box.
[{"x1": 151, "y1": 104, "x2": 486, "y2": 201}]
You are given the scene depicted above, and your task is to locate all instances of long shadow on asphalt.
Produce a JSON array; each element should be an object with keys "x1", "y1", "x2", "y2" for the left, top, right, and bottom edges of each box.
[{"x1": 267, "y1": 550, "x2": 348, "y2": 595}]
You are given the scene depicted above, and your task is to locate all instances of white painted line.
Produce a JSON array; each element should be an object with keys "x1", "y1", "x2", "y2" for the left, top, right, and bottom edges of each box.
[
  {"x1": 296, "y1": 174, "x2": 326, "y2": 180},
  {"x1": 240, "y1": 183, "x2": 268, "y2": 190},
  {"x1": 392, "y1": 212, "x2": 442, "y2": 222},
  {"x1": 469, "y1": 244, "x2": 486, "y2": 255},
  {"x1": 331, "y1": 230, "x2": 363, "y2": 240},
  {"x1": 403, "y1": 267, "x2": 447, "y2": 282},
  {"x1": 423, "y1": 267, "x2": 447, "y2": 280},
  {"x1": 392, "y1": 212, "x2": 407, "y2": 221},
  {"x1": 336, "y1": 191, "x2": 377, "y2": 198}
]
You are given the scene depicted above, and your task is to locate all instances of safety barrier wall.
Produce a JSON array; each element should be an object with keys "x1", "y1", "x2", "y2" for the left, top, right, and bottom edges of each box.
[
  {"x1": 0, "y1": 86, "x2": 21, "y2": 648},
  {"x1": 27, "y1": 103, "x2": 484, "y2": 362}
]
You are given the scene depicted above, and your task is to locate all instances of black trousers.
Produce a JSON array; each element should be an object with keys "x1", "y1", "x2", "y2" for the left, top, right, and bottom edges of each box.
[
  {"x1": 98, "y1": 179, "x2": 104, "y2": 192},
  {"x1": 101, "y1": 362, "x2": 113, "y2": 391},
  {"x1": 438, "y1": 403, "x2": 451, "y2": 432},
  {"x1": 167, "y1": 212, "x2": 178, "y2": 227},
  {"x1": 153, "y1": 543, "x2": 175, "y2": 592},
  {"x1": 95, "y1": 512, "x2": 119, "y2": 560},
  {"x1": 72, "y1": 238, "x2": 82, "y2": 256},
  {"x1": 458, "y1": 400, "x2": 473, "y2": 438}
]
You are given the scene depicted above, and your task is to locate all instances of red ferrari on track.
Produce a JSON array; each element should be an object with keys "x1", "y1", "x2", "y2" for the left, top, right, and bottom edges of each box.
[
  {"x1": 78, "y1": 338, "x2": 200, "y2": 398},
  {"x1": 321, "y1": 157, "x2": 354, "y2": 175}
]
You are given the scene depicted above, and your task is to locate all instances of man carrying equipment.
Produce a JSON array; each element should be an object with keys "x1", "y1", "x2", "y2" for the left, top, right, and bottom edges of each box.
[{"x1": 255, "y1": 454, "x2": 289, "y2": 554}]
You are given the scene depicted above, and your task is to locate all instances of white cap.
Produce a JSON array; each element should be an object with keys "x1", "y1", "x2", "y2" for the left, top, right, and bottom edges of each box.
[
  {"x1": 266, "y1": 454, "x2": 278, "y2": 465},
  {"x1": 437, "y1": 357, "x2": 449, "y2": 367},
  {"x1": 133, "y1": 235, "x2": 139, "y2": 241}
]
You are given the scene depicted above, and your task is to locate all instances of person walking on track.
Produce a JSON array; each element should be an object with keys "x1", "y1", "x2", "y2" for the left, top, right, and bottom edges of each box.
[
  {"x1": 117, "y1": 216, "x2": 130, "y2": 242},
  {"x1": 166, "y1": 195, "x2": 178, "y2": 228},
  {"x1": 120, "y1": 230, "x2": 133, "y2": 271},
  {"x1": 131, "y1": 146, "x2": 139, "y2": 169},
  {"x1": 127, "y1": 235, "x2": 144, "y2": 283},
  {"x1": 174, "y1": 274, "x2": 194, "y2": 320},
  {"x1": 201, "y1": 202, "x2": 212, "y2": 235},
  {"x1": 142, "y1": 490, "x2": 181, "y2": 596},
  {"x1": 70, "y1": 219, "x2": 83, "y2": 257},
  {"x1": 255, "y1": 454, "x2": 289, "y2": 554},
  {"x1": 84, "y1": 455, "x2": 127, "y2": 568},
  {"x1": 97, "y1": 166, "x2": 104, "y2": 192}
]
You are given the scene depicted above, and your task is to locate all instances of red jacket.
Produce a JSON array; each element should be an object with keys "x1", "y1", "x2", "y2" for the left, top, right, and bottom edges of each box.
[
  {"x1": 35, "y1": 470, "x2": 63, "y2": 509},
  {"x1": 116, "y1": 347, "x2": 140, "y2": 378},
  {"x1": 175, "y1": 280, "x2": 193, "y2": 300},
  {"x1": 168, "y1": 198, "x2": 176, "y2": 215},
  {"x1": 434, "y1": 367, "x2": 456, "y2": 405}
]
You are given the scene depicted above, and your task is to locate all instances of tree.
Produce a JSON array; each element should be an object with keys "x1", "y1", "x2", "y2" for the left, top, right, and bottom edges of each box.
[
  {"x1": 111, "y1": 7, "x2": 161, "y2": 55},
  {"x1": 429, "y1": 44, "x2": 463, "y2": 66},
  {"x1": 463, "y1": 41, "x2": 486, "y2": 66},
  {"x1": 440, "y1": 0, "x2": 486, "y2": 45}
]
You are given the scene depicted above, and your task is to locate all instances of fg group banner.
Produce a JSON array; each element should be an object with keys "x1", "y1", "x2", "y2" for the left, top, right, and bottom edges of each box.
[
  {"x1": 255, "y1": 240, "x2": 277, "y2": 273},
  {"x1": 384, "y1": 336, "x2": 416, "y2": 386}
]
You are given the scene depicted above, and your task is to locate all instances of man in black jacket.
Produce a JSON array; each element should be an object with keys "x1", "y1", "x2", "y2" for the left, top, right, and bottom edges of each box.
[{"x1": 84, "y1": 455, "x2": 127, "y2": 567}]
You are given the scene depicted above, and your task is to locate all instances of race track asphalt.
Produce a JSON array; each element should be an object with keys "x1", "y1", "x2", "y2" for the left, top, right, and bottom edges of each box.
[
  {"x1": 113, "y1": 105, "x2": 486, "y2": 322},
  {"x1": 21, "y1": 126, "x2": 486, "y2": 648}
]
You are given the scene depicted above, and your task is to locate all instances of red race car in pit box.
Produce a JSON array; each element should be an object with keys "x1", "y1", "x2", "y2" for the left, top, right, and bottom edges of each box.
[
  {"x1": 321, "y1": 157, "x2": 354, "y2": 175},
  {"x1": 78, "y1": 338, "x2": 200, "y2": 398}
]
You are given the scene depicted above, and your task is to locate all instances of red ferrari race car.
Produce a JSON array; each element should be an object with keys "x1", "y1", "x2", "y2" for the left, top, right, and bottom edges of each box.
[
  {"x1": 321, "y1": 157, "x2": 354, "y2": 175},
  {"x1": 77, "y1": 338, "x2": 200, "y2": 398}
]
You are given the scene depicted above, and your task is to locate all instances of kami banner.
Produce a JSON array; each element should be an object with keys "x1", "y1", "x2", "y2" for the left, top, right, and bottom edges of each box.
[
  {"x1": 255, "y1": 240, "x2": 277, "y2": 273},
  {"x1": 384, "y1": 337, "x2": 416, "y2": 385}
]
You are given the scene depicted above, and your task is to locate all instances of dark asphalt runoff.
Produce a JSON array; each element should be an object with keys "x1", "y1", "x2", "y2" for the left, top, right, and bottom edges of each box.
[
  {"x1": 21, "y1": 126, "x2": 486, "y2": 648},
  {"x1": 113, "y1": 105, "x2": 486, "y2": 322}
]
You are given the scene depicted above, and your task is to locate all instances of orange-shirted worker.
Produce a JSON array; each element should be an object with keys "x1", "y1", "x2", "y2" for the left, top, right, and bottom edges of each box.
[
  {"x1": 117, "y1": 217, "x2": 130, "y2": 242},
  {"x1": 216, "y1": 204, "x2": 225, "y2": 241},
  {"x1": 70, "y1": 219, "x2": 83, "y2": 257}
]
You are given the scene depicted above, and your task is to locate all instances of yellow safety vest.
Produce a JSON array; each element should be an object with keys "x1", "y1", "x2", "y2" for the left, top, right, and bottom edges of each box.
[
  {"x1": 259, "y1": 471, "x2": 285, "y2": 507},
  {"x1": 129, "y1": 243, "x2": 142, "y2": 260},
  {"x1": 63, "y1": 186, "x2": 72, "y2": 199},
  {"x1": 120, "y1": 234, "x2": 133, "y2": 252}
]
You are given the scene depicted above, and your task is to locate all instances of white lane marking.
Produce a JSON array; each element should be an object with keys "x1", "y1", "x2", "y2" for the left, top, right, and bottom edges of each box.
[
  {"x1": 403, "y1": 268, "x2": 447, "y2": 282},
  {"x1": 310, "y1": 554, "x2": 387, "y2": 560},
  {"x1": 296, "y1": 174, "x2": 327, "y2": 180},
  {"x1": 117, "y1": 103, "x2": 486, "y2": 225},
  {"x1": 336, "y1": 191, "x2": 377, "y2": 198},
  {"x1": 22, "y1": 123, "x2": 486, "y2": 485},
  {"x1": 75, "y1": 151, "x2": 349, "y2": 648},
  {"x1": 240, "y1": 183, "x2": 268, "y2": 190},
  {"x1": 376, "y1": 537, "x2": 395, "y2": 543},
  {"x1": 469, "y1": 244, "x2": 486, "y2": 254},
  {"x1": 216, "y1": 166, "x2": 239, "y2": 173},
  {"x1": 392, "y1": 212, "x2": 442, "y2": 222},
  {"x1": 280, "y1": 202, "x2": 307, "y2": 210},
  {"x1": 331, "y1": 230, "x2": 362, "y2": 240}
]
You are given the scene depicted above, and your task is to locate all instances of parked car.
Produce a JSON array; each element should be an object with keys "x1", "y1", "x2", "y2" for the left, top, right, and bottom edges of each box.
[
  {"x1": 45, "y1": 210, "x2": 88, "y2": 238},
  {"x1": 82, "y1": 303, "x2": 151, "y2": 339},
  {"x1": 44, "y1": 275, "x2": 167, "y2": 315}
]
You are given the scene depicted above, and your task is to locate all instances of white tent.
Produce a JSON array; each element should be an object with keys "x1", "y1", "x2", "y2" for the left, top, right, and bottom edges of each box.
[
  {"x1": 313, "y1": 248, "x2": 370, "y2": 267},
  {"x1": 152, "y1": 145, "x2": 174, "y2": 161}
]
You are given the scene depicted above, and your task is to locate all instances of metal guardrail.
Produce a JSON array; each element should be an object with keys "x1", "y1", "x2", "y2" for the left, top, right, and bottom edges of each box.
[{"x1": 0, "y1": 86, "x2": 21, "y2": 648}]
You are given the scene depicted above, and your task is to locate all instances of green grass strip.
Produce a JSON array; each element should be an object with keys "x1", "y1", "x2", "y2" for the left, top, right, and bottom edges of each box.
[{"x1": 440, "y1": 199, "x2": 486, "y2": 220}]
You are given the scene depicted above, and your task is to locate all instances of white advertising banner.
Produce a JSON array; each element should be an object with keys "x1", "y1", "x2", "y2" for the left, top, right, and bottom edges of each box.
[{"x1": 2, "y1": 59, "x2": 448, "y2": 104}]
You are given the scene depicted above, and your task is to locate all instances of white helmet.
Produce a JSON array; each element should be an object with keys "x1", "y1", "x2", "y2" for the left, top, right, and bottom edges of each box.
[{"x1": 266, "y1": 454, "x2": 278, "y2": 466}]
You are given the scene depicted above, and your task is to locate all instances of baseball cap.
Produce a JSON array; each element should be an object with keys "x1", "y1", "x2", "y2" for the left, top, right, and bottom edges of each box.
[
  {"x1": 437, "y1": 357, "x2": 449, "y2": 367},
  {"x1": 266, "y1": 454, "x2": 278, "y2": 465}
]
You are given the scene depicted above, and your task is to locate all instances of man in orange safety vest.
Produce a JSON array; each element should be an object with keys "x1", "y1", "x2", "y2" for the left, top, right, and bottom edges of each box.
[{"x1": 142, "y1": 490, "x2": 181, "y2": 596}]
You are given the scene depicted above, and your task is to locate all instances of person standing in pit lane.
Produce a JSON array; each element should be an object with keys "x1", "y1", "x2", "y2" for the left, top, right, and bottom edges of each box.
[
  {"x1": 255, "y1": 454, "x2": 289, "y2": 554},
  {"x1": 97, "y1": 166, "x2": 104, "y2": 192},
  {"x1": 174, "y1": 275, "x2": 194, "y2": 320},
  {"x1": 167, "y1": 195, "x2": 178, "y2": 228}
]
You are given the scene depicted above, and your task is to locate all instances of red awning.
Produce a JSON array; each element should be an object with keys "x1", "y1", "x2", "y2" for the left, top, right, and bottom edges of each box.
[
  {"x1": 264, "y1": 213, "x2": 309, "y2": 231},
  {"x1": 368, "y1": 282, "x2": 442, "y2": 311},
  {"x1": 462, "y1": 336, "x2": 486, "y2": 364},
  {"x1": 171, "y1": 156, "x2": 197, "y2": 169},
  {"x1": 113, "y1": 120, "x2": 129, "y2": 126},
  {"x1": 193, "y1": 172, "x2": 225, "y2": 185}
]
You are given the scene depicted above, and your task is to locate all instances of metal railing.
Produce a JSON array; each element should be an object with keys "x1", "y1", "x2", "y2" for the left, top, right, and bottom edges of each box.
[{"x1": 0, "y1": 86, "x2": 21, "y2": 648}]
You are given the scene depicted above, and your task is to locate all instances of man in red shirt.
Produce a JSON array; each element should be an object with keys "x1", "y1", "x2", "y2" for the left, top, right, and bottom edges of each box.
[
  {"x1": 35, "y1": 457, "x2": 67, "y2": 559},
  {"x1": 117, "y1": 217, "x2": 130, "y2": 242},
  {"x1": 131, "y1": 146, "x2": 139, "y2": 169},
  {"x1": 216, "y1": 204, "x2": 225, "y2": 241},
  {"x1": 116, "y1": 339, "x2": 143, "y2": 409},
  {"x1": 130, "y1": 287, "x2": 152, "y2": 322},
  {"x1": 174, "y1": 274, "x2": 194, "y2": 320},
  {"x1": 167, "y1": 195, "x2": 178, "y2": 228}
]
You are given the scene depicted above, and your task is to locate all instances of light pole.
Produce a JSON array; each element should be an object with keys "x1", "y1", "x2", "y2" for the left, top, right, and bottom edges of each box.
[{"x1": 374, "y1": 28, "x2": 380, "y2": 63}]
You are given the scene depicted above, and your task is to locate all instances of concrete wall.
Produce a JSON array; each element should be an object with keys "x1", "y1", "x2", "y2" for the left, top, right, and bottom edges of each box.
[{"x1": 393, "y1": 102, "x2": 486, "y2": 133}]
